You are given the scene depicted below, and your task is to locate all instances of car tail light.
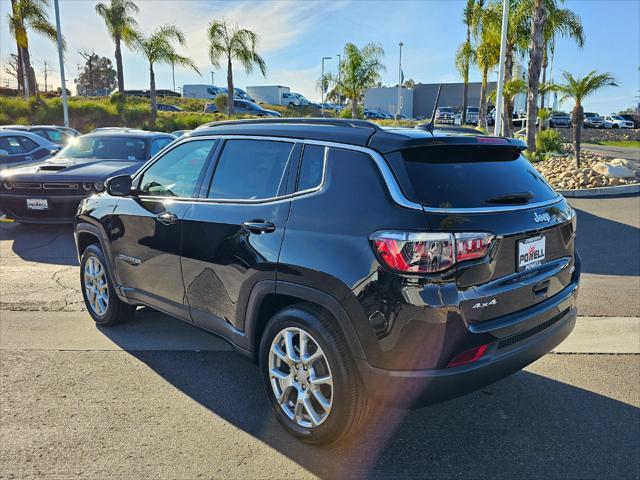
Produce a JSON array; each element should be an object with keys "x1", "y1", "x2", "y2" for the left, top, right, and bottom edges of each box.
[
  {"x1": 455, "y1": 233, "x2": 494, "y2": 262},
  {"x1": 370, "y1": 231, "x2": 494, "y2": 274},
  {"x1": 447, "y1": 344, "x2": 489, "y2": 368}
]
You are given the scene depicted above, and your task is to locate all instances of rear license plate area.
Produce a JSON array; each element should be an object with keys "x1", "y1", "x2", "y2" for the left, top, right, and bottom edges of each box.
[{"x1": 518, "y1": 235, "x2": 546, "y2": 271}]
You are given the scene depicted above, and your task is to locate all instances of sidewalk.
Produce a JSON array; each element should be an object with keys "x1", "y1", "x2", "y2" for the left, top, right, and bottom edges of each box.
[{"x1": 553, "y1": 316, "x2": 639, "y2": 354}]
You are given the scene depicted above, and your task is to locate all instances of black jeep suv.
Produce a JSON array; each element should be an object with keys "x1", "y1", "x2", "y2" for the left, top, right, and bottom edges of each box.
[{"x1": 75, "y1": 119, "x2": 580, "y2": 444}]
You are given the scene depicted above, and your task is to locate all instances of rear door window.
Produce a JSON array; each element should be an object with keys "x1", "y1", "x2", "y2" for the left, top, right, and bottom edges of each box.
[
  {"x1": 208, "y1": 139, "x2": 294, "y2": 200},
  {"x1": 391, "y1": 145, "x2": 557, "y2": 208},
  {"x1": 296, "y1": 145, "x2": 325, "y2": 192}
]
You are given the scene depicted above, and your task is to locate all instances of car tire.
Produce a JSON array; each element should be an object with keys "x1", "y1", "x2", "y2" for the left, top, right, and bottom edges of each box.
[
  {"x1": 80, "y1": 244, "x2": 135, "y2": 326},
  {"x1": 612, "y1": 124, "x2": 619, "y2": 129},
  {"x1": 259, "y1": 303, "x2": 371, "y2": 445},
  {"x1": 288, "y1": 102, "x2": 295, "y2": 106}
]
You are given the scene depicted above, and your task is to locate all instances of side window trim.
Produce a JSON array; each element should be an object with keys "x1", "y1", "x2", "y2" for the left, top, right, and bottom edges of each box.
[{"x1": 294, "y1": 144, "x2": 328, "y2": 194}]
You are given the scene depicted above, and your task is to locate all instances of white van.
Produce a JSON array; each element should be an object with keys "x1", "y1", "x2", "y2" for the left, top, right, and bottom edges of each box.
[{"x1": 183, "y1": 85, "x2": 224, "y2": 99}]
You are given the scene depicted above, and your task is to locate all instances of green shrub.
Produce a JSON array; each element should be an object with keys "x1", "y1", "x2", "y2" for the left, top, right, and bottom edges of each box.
[
  {"x1": 214, "y1": 94, "x2": 228, "y2": 113},
  {"x1": 536, "y1": 129, "x2": 562, "y2": 153},
  {"x1": 339, "y1": 105, "x2": 363, "y2": 119}
]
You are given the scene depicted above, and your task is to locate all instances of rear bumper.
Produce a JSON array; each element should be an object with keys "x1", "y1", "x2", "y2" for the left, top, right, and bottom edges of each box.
[
  {"x1": 356, "y1": 283, "x2": 579, "y2": 408},
  {"x1": 0, "y1": 193, "x2": 83, "y2": 223}
]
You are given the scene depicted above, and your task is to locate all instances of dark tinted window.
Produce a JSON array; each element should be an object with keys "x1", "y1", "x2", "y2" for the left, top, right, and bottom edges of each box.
[
  {"x1": 17, "y1": 136, "x2": 39, "y2": 152},
  {"x1": 395, "y1": 145, "x2": 557, "y2": 208},
  {"x1": 209, "y1": 139, "x2": 293, "y2": 200},
  {"x1": 297, "y1": 145, "x2": 325, "y2": 191},
  {"x1": 57, "y1": 136, "x2": 147, "y2": 160},
  {"x1": 149, "y1": 137, "x2": 173, "y2": 157},
  {"x1": 139, "y1": 140, "x2": 215, "y2": 197},
  {"x1": 0, "y1": 136, "x2": 26, "y2": 154}
]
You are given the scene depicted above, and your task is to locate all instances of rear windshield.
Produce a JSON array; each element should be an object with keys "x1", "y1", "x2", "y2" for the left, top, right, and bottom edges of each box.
[
  {"x1": 57, "y1": 135, "x2": 147, "y2": 161},
  {"x1": 391, "y1": 145, "x2": 557, "y2": 209}
]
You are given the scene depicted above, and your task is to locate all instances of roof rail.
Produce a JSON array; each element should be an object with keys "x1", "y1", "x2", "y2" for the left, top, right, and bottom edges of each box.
[{"x1": 196, "y1": 117, "x2": 383, "y2": 130}]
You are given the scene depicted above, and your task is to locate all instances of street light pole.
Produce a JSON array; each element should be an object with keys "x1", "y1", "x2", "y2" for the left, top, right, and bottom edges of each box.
[
  {"x1": 494, "y1": 0, "x2": 509, "y2": 136},
  {"x1": 210, "y1": 71, "x2": 214, "y2": 86},
  {"x1": 336, "y1": 53, "x2": 341, "y2": 106},
  {"x1": 397, "y1": 42, "x2": 403, "y2": 120},
  {"x1": 172, "y1": 61, "x2": 175, "y2": 92},
  {"x1": 53, "y1": 0, "x2": 69, "y2": 127},
  {"x1": 321, "y1": 56, "x2": 331, "y2": 117}
]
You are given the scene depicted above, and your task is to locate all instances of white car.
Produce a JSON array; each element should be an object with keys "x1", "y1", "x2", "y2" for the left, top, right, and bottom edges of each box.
[
  {"x1": 282, "y1": 92, "x2": 309, "y2": 106},
  {"x1": 603, "y1": 114, "x2": 634, "y2": 129}
]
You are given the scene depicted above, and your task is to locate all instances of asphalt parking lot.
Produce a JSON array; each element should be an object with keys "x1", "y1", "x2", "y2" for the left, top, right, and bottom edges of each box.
[{"x1": 1, "y1": 194, "x2": 639, "y2": 479}]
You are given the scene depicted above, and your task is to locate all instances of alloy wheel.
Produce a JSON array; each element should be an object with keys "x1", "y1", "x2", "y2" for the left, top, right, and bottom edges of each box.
[
  {"x1": 268, "y1": 327, "x2": 334, "y2": 428},
  {"x1": 84, "y1": 256, "x2": 109, "y2": 316}
]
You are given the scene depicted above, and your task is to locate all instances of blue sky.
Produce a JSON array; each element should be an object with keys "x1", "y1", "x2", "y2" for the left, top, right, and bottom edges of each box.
[{"x1": 1, "y1": 0, "x2": 638, "y2": 113}]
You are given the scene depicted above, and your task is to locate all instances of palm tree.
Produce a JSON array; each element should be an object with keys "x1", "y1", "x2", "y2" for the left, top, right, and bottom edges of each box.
[
  {"x1": 455, "y1": 42, "x2": 476, "y2": 123},
  {"x1": 526, "y1": 0, "x2": 585, "y2": 151},
  {"x1": 207, "y1": 20, "x2": 267, "y2": 117},
  {"x1": 540, "y1": 2, "x2": 584, "y2": 109},
  {"x1": 132, "y1": 25, "x2": 199, "y2": 124},
  {"x1": 334, "y1": 42, "x2": 385, "y2": 118},
  {"x1": 458, "y1": 0, "x2": 478, "y2": 124},
  {"x1": 556, "y1": 71, "x2": 617, "y2": 168},
  {"x1": 473, "y1": 0, "x2": 500, "y2": 130},
  {"x1": 525, "y1": 0, "x2": 547, "y2": 151},
  {"x1": 8, "y1": 0, "x2": 60, "y2": 99},
  {"x1": 95, "y1": 0, "x2": 140, "y2": 94}
]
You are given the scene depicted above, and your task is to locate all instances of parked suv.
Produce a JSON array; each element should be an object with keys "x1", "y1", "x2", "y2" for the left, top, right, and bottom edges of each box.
[{"x1": 75, "y1": 118, "x2": 580, "y2": 444}]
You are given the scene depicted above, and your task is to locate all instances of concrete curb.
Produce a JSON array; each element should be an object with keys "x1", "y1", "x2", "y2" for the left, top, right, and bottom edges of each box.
[{"x1": 558, "y1": 183, "x2": 640, "y2": 197}]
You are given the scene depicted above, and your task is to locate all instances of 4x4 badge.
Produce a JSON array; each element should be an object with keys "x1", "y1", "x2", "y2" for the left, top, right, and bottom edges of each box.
[
  {"x1": 472, "y1": 298, "x2": 497, "y2": 309},
  {"x1": 534, "y1": 212, "x2": 551, "y2": 223}
]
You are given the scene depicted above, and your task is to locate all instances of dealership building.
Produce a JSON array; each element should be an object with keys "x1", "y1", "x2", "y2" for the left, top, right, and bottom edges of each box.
[
  {"x1": 365, "y1": 81, "x2": 498, "y2": 119},
  {"x1": 366, "y1": 65, "x2": 528, "y2": 119}
]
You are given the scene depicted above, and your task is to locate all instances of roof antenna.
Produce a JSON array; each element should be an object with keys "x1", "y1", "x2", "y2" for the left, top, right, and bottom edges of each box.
[{"x1": 417, "y1": 84, "x2": 442, "y2": 133}]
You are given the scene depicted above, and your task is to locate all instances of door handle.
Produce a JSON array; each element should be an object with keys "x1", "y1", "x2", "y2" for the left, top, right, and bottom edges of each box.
[
  {"x1": 156, "y1": 211, "x2": 179, "y2": 225},
  {"x1": 242, "y1": 220, "x2": 276, "y2": 234}
]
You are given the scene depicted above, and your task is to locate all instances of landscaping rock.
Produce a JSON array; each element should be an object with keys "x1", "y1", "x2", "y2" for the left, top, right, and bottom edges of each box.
[
  {"x1": 593, "y1": 162, "x2": 635, "y2": 179},
  {"x1": 533, "y1": 152, "x2": 639, "y2": 190}
]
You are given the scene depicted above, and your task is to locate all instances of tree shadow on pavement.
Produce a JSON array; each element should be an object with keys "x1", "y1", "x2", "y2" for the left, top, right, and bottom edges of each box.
[
  {"x1": 574, "y1": 207, "x2": 639, "y2": 276},
  {"x1": 0, "y1": 222, "x2": 77, "y2": 266},
  {"x1": 99, "y1": 316, "x2": 640, "y2": 480}
]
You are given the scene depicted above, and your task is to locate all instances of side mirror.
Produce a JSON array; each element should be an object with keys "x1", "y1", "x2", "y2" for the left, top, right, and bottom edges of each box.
[
  {"x1": 0, "y1": 150, "x2": 9, "y2": 157},
  {"x1": 105, "y1": 174, "x2": 133, "y2": 197}
]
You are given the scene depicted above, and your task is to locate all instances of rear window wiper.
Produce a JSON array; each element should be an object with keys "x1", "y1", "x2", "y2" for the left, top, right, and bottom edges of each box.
[{"x1": 485, "y1": 191, "x2": 533, "y2": 205}]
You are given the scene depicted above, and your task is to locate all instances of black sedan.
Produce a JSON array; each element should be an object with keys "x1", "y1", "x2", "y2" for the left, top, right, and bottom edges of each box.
[{"x1": 0, "y1": 130, "x2": 174, "y2": 223}]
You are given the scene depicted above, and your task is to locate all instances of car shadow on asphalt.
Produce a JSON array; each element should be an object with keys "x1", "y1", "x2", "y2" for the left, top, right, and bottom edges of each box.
[
  {"x1": 0, "y1": 222, "x2": 78, "y2": 266},
  {"x1": 574, "y1": 207, "x2": 639, "y2": 276},
  {"x1": 99, "y1": 316, "x2": 639, "y2": 480}
]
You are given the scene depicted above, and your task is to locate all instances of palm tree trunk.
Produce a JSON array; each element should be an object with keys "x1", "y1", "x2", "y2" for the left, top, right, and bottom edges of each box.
[
  {"x1": 572, "y1": 103, "x2": 583, "y2": 169},
  {"x1": 479, "y1": 67, "x2": 488, "y2": 131},
  {"x1": 526, "y1": 0, "x2": 546, "y2": 152},
  {"x1": 149, "y1": 64, "x2": 157, "y2": 125},
  {"x1": 351, "y1": 98, "x2": 358, "y2": 118},
  {"x1": 20, "y1": 46, "x2": 30, "y2": 100},
  {"x1": 540, "y1": 48, "x2": 548, "y2": 110},
  {"x1": 227, "y1": 56, "x2": 234, "y2": 117},
  {"x1": 115, "y1": 35, "x2": 125, "y2": 94}
]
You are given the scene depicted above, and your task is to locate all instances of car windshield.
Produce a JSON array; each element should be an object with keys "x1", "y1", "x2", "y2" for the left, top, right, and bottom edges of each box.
[
  {"x1": 467, "y1": 108, "x2": 479, "y2": 112},
  {"x1": 438, "y1": 108, "x2": 454, "y2": 113},
  {"x1": 55, "y1": 136, "x2": 147, "y2": 161},
  {"x1": 585, "y1": 113, "x2": 597, "y2": 117},
  {"x1": 611, "y1": 115, "x2": 624, "y2": 121}
]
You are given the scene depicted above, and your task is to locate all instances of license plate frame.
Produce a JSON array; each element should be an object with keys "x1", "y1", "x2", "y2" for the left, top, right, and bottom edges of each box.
[
  {"x1": 517, "y1": 235, "x2": 546, "y2": 271},
  {"x1": 26, "y1": 198, "x2": 48, "y2": 210}
]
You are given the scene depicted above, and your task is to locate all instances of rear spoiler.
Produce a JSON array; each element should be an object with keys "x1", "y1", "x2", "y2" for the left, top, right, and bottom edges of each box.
[{"x1": 369, "y1": 132, "x2": 527, "y2": 154}]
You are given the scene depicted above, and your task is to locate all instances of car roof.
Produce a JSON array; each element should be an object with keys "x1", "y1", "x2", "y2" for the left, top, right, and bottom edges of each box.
[
  {"x1": 0, "y1": 129, "x2": 58, "y2": 145},
  {"x1": 190, "y1": 118, "x2": 525, "y2": 154},
  {"x1": 84, "y1": 129, "x2": 174, "y2": 140}
]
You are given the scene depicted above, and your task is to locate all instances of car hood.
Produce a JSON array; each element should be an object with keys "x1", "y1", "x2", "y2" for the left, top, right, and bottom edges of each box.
[{"x1": 0, "y1": 157, "x2": 143, "y2": 182}]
